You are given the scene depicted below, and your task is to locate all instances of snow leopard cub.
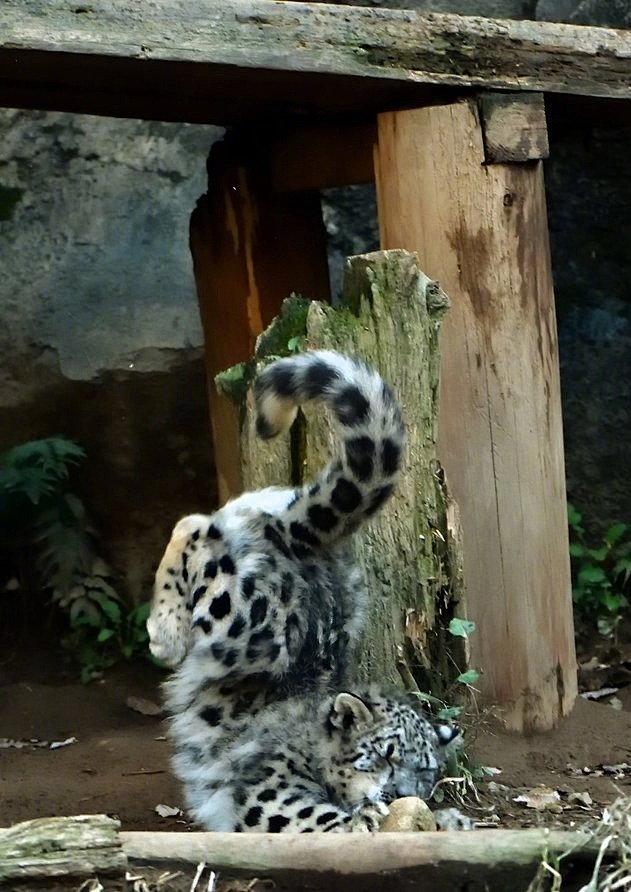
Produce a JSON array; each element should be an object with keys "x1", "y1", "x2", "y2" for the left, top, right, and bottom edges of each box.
[{"x1": 148, "y1": 350, "x2": 462, "y2": 832}]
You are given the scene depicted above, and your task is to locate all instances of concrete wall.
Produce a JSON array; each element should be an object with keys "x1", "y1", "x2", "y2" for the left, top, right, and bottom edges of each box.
[
  {"x1": 0, "y1": 110, "x2": 220, "y2": 383},
  {"x1": 0, "y1": 111, "x2": 222, "y2": 601}
]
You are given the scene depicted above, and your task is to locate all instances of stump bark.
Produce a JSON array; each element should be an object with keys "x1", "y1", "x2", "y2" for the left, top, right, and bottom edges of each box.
[{"x1": 218, "y1": 249, "x2": 466, "y2": 695}]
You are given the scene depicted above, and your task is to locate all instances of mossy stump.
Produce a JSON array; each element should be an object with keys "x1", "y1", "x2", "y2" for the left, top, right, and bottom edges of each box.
[{"x1": 217, "y1": 249, "x2": 467, "y2": 696}]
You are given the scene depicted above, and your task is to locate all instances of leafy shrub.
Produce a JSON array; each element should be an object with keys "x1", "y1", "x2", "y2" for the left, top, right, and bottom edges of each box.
[
  {"x1": 0, "y1": 436, "x2": 150, "y2": 678},
  {"x1": 63, "y1": 597, "x2": 151, "y2": 683},
  {"x1": 568, "y1": 503, "x2": 631, "y2": 634}
]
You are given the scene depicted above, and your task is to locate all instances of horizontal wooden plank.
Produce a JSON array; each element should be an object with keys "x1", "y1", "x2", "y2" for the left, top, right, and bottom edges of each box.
[
  {"x1": 0, "y1": 1, "x2": 630, "y2": 125},
  {"x1": 119, "y1": 828, "x2": 602, "y2": 891},
  {"x1": 271, "y1": 123, "x2": 377, "y2": 191}
]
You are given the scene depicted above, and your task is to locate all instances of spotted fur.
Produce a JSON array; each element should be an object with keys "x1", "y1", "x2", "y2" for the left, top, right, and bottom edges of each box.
[
  {"x1": 148, "y1": 351, "x2": 462, "y2": 832},
  {"x1": 183, "y1": 686, "x2": 459, "y2": 832}
]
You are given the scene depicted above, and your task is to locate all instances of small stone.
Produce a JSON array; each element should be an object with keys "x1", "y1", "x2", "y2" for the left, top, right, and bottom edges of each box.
[{"x1": 379, "y1": 796, "x2": 437, "y2": 832}]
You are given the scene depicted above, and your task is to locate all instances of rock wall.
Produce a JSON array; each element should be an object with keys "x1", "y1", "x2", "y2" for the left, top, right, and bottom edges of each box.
[{"x1": 0, "y1": 110, "x2": 222, "y2": 602}]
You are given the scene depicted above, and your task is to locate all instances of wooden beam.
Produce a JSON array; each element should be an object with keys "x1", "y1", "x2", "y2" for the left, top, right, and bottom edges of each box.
[
  {"x1": 190, "y1": 130, "x2": 330, "y2": 503},
  {"x1": 0, "y1": 814, "x2": 608, "y2": 889},
  {"x1": 374, "y1": 99, "x2": 577, "y2": 732},
  {"x1": 270, "y1": 123, "x2": 376, "y2": 192},
  {"x1": 479, "y1": 93, "x2": 549, "y2": 163},
  {"x1": 119, "y1": 828, "x2": 599, "y2": 891},
  {"x1": 1, "y1": 2, "x2": 631, "y2": 126}
]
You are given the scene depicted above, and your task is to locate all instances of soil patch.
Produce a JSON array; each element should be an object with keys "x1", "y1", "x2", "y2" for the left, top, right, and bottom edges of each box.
[{"x1": 1, "y1": 630, "x2": 630, "y2": 837}]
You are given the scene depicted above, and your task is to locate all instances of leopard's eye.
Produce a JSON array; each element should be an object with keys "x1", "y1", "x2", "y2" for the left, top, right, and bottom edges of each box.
[{"x1": 376, "y1": 740, "x2": 399, "y2": 763}]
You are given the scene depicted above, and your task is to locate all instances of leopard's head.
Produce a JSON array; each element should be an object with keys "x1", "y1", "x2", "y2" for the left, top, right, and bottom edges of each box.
[{"x1": 321, "y1": 689, "x2": 460, "y2": 807}]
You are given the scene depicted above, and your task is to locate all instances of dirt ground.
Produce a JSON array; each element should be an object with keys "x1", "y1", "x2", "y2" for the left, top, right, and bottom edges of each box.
[{"x1": 2, "y1": 625, "x2": 630, "y2": 843}]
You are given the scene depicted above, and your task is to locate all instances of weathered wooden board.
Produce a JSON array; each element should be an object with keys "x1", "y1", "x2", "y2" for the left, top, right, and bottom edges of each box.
[
  {"x1": 374, "y1": 100, "x2": 577, "y2": 732},
  {"x1": 0, "y1": 813, "x2": 614, "y2": 890},
  {"x1": 120, "y1": 827, "x2": 600, "y2": 891},
  {"x1": 0, "y1": 814, "x2": 125, "y2": 881},
  {"x1": 480, "y1": 93, "x2": 549, "y2": 163},
  {"x1": 0, "y1": 1, "x2": 630, "y2": 125}
]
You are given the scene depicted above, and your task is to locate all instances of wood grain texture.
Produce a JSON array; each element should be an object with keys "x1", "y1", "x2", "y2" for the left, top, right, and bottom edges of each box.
[
  {"x1": 119, "y1": 827, "x2": 599, "y2": 891},
  {"x1": 190, "y1": 131, "x2": 330, "y2": 502},
  {"x1": 480, "y1": 93, "x2": 550, "y2": 163},
  {"x1": 375, "y1": 102, "x2": 577, "y2": 731},
  {"x1": 0, "y1": 814, "x2": 125, "y2": 880},
  {"x1": 303, "y1": 253, "x2": 461, "y2": 691},
  {"x1": 0, "y1": 1, "x2": 630, "y2": 124},
  {"x1": 271, "y1": 123, "x2": 377, "y2": 192}
]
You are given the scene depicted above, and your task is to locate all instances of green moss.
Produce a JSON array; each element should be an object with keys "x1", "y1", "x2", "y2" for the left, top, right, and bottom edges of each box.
[
  {"x1": 214, "y1": 361, "x2": 255, "y2": 405},
  {"x1": 215, "y1": 295, "x2": 312, "y2": 405},
  {"x1": 254, "y1": 294, "x2": 311, "y2": 359}
]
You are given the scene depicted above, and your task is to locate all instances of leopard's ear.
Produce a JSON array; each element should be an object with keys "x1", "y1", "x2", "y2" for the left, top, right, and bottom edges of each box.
[{"x1": 330, "y1": 692, "x2": 374, "y2": 731}]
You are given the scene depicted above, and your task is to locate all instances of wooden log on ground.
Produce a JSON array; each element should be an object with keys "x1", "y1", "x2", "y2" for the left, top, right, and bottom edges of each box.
[
  {"x1": 219, "y1": 249, "x2": 466, "y2": 695},
  {"x1": 0, "y1": 814, "x2": 125, "y2": 881},
  {"x1": 0, "y1": 814, "x2": 618, "y2": 890},
  {"x1": 120, "y1": 828, "x2": 602, "y2": 891},
  {"x1": 374, "y1": 99, "x2": 577, "y2": 732},
  {"x1": 1, "y1": 2, "x2": 631, "y2": 125}
]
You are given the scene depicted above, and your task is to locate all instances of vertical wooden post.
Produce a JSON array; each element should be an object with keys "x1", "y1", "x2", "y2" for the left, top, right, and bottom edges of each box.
[
  {"x1": 190, "y1": 130, "x2": 331, "y2": 502},
  {"x1": 374, "y1": 99, "x2": 577, "y2": 731}
]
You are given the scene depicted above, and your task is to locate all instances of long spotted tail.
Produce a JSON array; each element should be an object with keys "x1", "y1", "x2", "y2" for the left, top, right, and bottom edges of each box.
[{"x1": 253, "y1": 350, "x2": 404, "y2": 545}]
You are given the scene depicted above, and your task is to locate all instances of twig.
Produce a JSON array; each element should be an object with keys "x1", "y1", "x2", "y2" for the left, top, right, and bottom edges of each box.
[{"x1": 190, "y1": 862, "x2": 206, "y2": 892}]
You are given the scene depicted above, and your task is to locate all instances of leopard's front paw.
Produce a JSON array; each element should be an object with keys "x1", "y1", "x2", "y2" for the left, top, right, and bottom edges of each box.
[
  {"x1": 348, "y1": 799, "x2": 389, "y2": 832},
  {"x1": 146, "y1": 609, "x2": 189, "y2": 667}
]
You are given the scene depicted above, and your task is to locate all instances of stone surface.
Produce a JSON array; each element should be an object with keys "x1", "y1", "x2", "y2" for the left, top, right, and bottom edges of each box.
[
  {"x1": 0, "y1": 111, "x2": 221, "y2": 600},
  {"x1": 537, "y1": 0, "x2": 631, "y2": 27},
  {"x1": 0, "y1": 109, "x2": 220, "y2": 381}
]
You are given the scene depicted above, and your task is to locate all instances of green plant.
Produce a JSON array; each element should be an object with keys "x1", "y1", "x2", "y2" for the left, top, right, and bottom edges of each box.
[
  {"x1": 0, "y1": 436, "x2": 152, "y2": 679},
  {"x1": 64, "y1": 596, "x2": 151, "y2": 683},
  {"x1": 0, "y1": 437, "x2": 88, "y2": 590},
  {"x1": 568, "y1": 503, "x2": 631, "y2": 633}
]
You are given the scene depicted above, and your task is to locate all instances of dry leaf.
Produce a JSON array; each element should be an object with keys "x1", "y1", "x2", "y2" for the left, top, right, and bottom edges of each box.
[
  {"x1": 155, "y1": 803, "x2": 183, "y2": 818},
  {"x1": 513, "y1": 786, "x2": 562, "y2": 811},
  {"x1": 126, "y1": 696, "x2": 164, "y2": 716},
  {"x1": 580, "y1": 686, "x2": 619, "y2": 701},
  {"x1": 0, "y1": 736, "x2": 78, "y2": 750},
  {"x1": 49, "y1": 736, "x2": 78, "y2": 749},
  {"x1": 567, "y1": 791, "x2": 593, "y2": 808}
]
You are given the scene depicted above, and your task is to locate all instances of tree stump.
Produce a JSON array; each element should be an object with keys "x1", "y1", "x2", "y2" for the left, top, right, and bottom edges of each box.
[{"x1": 218, "y1": 249, "x2": 467, "y2": 696}]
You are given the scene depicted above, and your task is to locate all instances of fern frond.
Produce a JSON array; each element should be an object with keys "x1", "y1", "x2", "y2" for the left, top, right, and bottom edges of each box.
[{"x1": 0, "y1": 438, "x2": 85, "y2": 507}]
